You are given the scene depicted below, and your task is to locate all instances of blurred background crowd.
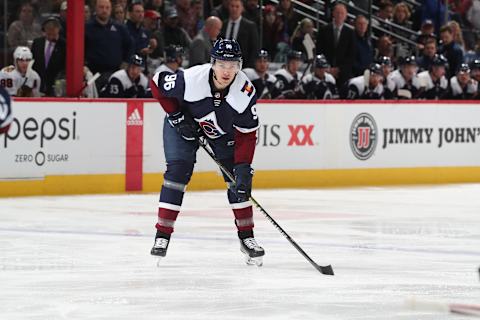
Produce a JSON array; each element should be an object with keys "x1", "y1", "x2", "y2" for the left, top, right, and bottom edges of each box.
[{"x1": 0, "y1": 0, "x2": 479, "y2": 99}]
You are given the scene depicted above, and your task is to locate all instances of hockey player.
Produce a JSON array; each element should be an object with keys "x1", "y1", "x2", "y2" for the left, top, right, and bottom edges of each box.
[
  {"x1": 271, "y1": 50, "x2": 304, "y2": 99},
  {"x1": 242, "y1": 49, "x2": 276, "y2": 99},
  {"x1": 448, "y1": 63, "x2": 478, "y2": 99},
  {"x1": 417, "y1": 54, "x2": 449, "y2": 100},
  {"x1": 470, "y1": 60, "x2": 480, "y2": 99},
  {"x1": 377, "y1": 56, "x2": 395, "y2": 99},
  {"x1": 0, "y1": 46, "x2": 41, "y2": 97},
  {"x1": 0, "y1": 86, "x2": 13, "y2": 135},
  {"x1": 298, "y1": 54, "x2": 337, "y2": 99},
  {"x1": 149, "y1": 39, "x2": 265, "y2": 265},
  {"x1": 153, "y1": 45, "x2": 184, "y2": 75},
  {"x1": 342, "y1": 63, "x2": 385, "y2": 99},
  {"x1": 100, "y1": 54, "x2": 150, "y2": 98},
  {"x1": 386, "y1": 56, "x2": 420, "y2": 99}
]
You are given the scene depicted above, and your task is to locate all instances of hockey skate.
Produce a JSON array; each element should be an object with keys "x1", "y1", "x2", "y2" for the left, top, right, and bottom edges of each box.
[
  {"x1": 151, "y1": 231, "x2": 171, "y2": 266},
  {"x1": 238, "y1": 230, "x2": 265, "y2": 267}
]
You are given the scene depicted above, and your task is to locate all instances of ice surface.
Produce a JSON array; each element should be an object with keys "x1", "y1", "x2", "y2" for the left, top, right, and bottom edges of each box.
[{"x1": 0, "y1": 185, "x2": 479, "y2": 319}]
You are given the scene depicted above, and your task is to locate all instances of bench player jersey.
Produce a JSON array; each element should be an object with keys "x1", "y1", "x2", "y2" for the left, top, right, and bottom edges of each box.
[{"x1": 152, "y1": 63, "x2": 259, "y2": 140}]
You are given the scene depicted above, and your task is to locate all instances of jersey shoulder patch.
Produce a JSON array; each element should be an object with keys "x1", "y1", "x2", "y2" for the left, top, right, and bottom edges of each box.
[{"x1": 226, "y1": 70, "x2": 256, "y2": 114}]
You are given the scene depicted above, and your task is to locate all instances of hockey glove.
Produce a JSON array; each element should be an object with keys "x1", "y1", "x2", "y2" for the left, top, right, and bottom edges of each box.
[
  {"x1": 168, "y1": 111, "x2": 200, "y2": 141},
  {"x1": 233, "y1": 163, "x2": 254, "y2": 202}
]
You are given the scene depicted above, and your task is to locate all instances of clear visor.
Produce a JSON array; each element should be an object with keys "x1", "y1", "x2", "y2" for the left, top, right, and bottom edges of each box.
[{"x1": 213, "y1": 60, "x2": 241, "y2": 72}]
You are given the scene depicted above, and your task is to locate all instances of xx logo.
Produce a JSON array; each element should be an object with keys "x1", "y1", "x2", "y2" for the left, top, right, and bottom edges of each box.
[{"x1": 288, "y1": 125, "x2": 314, "y2": 146}]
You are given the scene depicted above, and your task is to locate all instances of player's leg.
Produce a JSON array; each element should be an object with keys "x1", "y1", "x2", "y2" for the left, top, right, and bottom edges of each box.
[
  {"x1": 151, "y1": 118, "x2": 198, "y2": 257},
  {"x1": 212, "y1": 141, "x2": 265, "y2": 265}
]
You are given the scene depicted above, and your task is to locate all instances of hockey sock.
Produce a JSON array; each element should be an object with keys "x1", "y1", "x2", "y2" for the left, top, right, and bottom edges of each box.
[{"x1": 228, "y1": 189, "x2": 254, "y2": 232}]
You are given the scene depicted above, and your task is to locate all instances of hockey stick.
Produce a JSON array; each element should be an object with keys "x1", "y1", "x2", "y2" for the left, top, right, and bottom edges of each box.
[
  {"x1": 197, "y1": 136, "x2": 334, "y2": 275},
  {"x1": 406, "y1": 297, "x2": 480, "y2": 317}
]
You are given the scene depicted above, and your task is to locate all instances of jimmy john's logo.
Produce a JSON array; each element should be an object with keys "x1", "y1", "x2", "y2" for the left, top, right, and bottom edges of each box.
[{"x1": 350, "y1": 113, "x2": 377, "y2": 160}]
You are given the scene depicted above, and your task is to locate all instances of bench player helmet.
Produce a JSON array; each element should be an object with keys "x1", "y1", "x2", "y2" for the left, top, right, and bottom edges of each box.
[
  {"x1": 314, "y1": 54, "x2": 330, "y2": 68},
  {"x1": 165, "y1": 45, "x2": 184, "y2": 63},
  {"x1": 13, "y1": 46, "x2": 33, "y2": 67}
]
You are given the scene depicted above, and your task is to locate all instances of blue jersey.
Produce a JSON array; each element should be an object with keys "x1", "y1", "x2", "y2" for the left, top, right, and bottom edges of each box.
[
  {"x1": 0, "y1": 86, "x2": 13, "y2": 134},
  {"x1": 152, "y1": 64, "x2": 259, "y2": 140}
]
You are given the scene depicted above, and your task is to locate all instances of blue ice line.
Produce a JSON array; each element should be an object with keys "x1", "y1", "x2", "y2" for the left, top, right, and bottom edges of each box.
[{"x1": 0, "y1": 227, "x2": 479, "y2": 257}]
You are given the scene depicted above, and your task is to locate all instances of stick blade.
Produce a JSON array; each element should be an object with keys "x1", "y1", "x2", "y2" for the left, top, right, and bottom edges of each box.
[{"x1": 317, "y1": 264, "x2": 334, "y2": 275}]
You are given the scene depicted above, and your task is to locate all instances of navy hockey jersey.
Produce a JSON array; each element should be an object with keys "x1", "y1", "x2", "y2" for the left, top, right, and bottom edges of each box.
[
  {"x1": 242, "y1": 68, "x2": 276, "y2": 99},
  {"x1": 299, "y1": 72, "x2": 337, "y2": 99},
  {"x1": 152, "y1": 63, "x2": 259, "y2": 140}
]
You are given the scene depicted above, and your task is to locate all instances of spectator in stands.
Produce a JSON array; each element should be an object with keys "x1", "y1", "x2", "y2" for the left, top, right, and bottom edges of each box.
[
  {"x1": 211, "y1": 0, "x2": 230, "y2": 22},
  {"x1": 0, "y1": 46, "x2": 41, "y2": 97},
  {"x1": 415, "y1": 19, "x2": 436, "y2": 53},
  {"x1": 448, "y1": 63, "x2": 478, "y2": 99},
  {"x1": 417, "y1": 38, "x2": 437, "y2": 72},
  {"x1": 7, "y1": 2, "x2": 42, "y2": 50},
  {"x1": 145, "y1": 0, "x2": 165, "y2": 16},
  {"x1": 447, "y1": 20, "x2": 466, "y2": 52},
  {"x1": 342, "y1": 63, "x2": 385, "y2": 99},
  {"x1": 85, "y1": 0, "x2": 133, "y2": 90},
  {"x1": 387, "y1": 55, "x2": 421, "y2": 99},
  {"x1": 154, "y1": 45, "x2": 184, "y2": 74},
  {"x1": 189, "y1": 16, "x2": 222, "y2": 67},
  {"x1": 100, "y1": 54, "x2": 150, "y2": 98},
  {"x1": 276, "y1": 0, "x2": 301, "y2": 39},
  {"x1": 113, "y1": 4, "x2": 126, "y2": 24},
  {"x1": 221, "y1": 0, "x2": 259, "y2": 68},
  {"x1": 161, "y1": 7, "x2": 192, "y2": 53},
  {"x1": 439, "y1": 24, "x2": 463, "y2": 77},
  {"x1": 375, "y1": 35, "x2": 395, "y2": 64},
  {"x1": 372, "y1": 0, "x2": 394, "y2": 36},
  {"x1": 31, "y1": 17, "x2": 66, "y2": 96},
  {"x1": 243, "y1": 49, "x2": 277, "y2": 99},
  {"x1": 271, "y1": 50, "x2": 303, "y2": 99},
  {"x1": 291, "y1": 18, "x2": 316, "y2": 62},
  {"x1": 143, "y1": 10, "x2": 164, "y2": 75},
  {"x1": 262, "y1": 5, "x2": 282, "y2": 60},
  {"x1": 177, "y1": 0, "x2": 197, "y2": 39},
  {"x1": 417, "y1": 54, "x2": 449, "y2": 99},
  {"x1": 420, "y1": 0, "x2": 448, "y2": 35},
  {"x1": 353, "y1": 15, "x2": 374, "y2": 77},
  {"x1": 299, "y1": 54, "x2": 338, "y2": 99},
  {"x1": 116, "y1": 0, "x2": 128, "y2": 10},
  {"x1": 243, "y1": 0, "x2": 260, "y2": 28},
  {"x1": 392, "y1": 2, "x2": 413, "y2": 58},
  {"x1": 392, "y1": 2, "x2": 412, "y2": 30},
  {"x1": 126, "y1": 1, "x2": 157, "y2": 61},
  {"x1": 59, "y1": 1, "x2": 67, "y2": 40},
  {"x1": 143, "y1": 9, "x2": 161, "y2": 32},
  {"x1": 85, "y1": 4, "x2": 92, "y2": 22},
  {"x1": 316, "y1": 2, "x2": 355, "y2": 88}
]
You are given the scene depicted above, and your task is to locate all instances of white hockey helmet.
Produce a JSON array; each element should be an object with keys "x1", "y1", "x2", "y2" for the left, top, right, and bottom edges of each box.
[{"x1": 13, "y1": 46, "x2": 33, "y2": 61}]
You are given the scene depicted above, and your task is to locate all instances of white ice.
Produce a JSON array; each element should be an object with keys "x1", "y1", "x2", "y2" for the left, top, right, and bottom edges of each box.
[{"x1": 0, "y1": 185, "x2": 479, "y2": 319}]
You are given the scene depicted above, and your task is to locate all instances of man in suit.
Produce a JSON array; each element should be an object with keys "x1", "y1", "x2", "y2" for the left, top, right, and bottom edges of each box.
[
  {"x1": 221, "y1": 0, "x2": 259, "y2": 68},
  {"x1": 316, "y1": 2, "x2": 355, "y2": 88},
  {"x1": 189, "y1": 16, "x2": 222, "y2": 67},
  {"x1": 31, "y1": 17, "x2": 66, "y2": 96}
]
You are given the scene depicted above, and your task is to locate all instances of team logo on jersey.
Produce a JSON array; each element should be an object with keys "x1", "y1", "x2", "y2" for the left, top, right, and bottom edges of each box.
[
  {"x1": 197, "y1": 111, "x2": 226, "y2": 139},
  {"x1": 241, "y1": 81, "x2": 254, "y2": 97},
  {"x1": 350, "y1": 113, "x2": 377, "y2": 160}
]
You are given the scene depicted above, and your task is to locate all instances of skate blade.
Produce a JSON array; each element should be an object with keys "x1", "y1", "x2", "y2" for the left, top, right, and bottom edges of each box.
[
  {"x1": 155, "y1": 256, "x2": 164, "y2": 267},
  {"x1": 245, "y1": 255, "x2": 263, "y2": 267}
]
